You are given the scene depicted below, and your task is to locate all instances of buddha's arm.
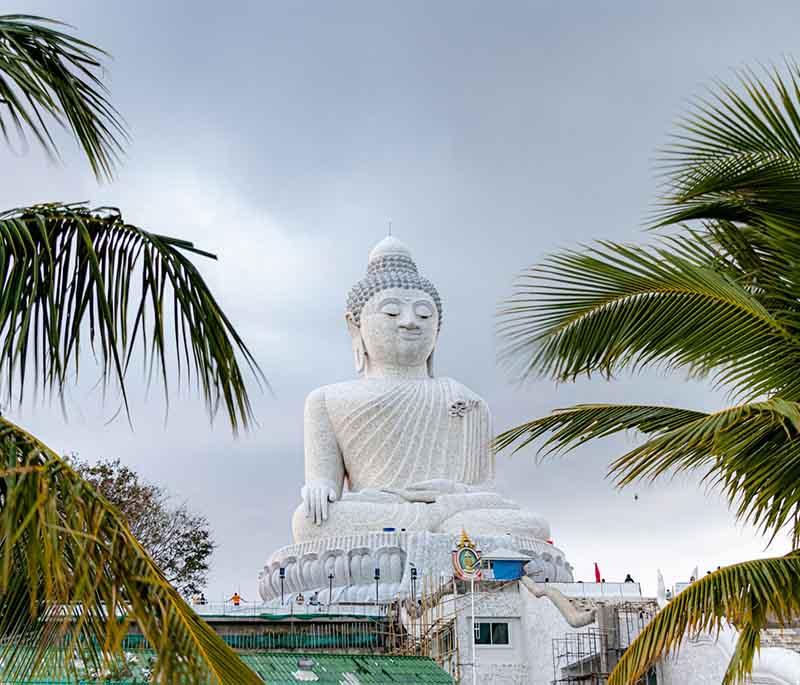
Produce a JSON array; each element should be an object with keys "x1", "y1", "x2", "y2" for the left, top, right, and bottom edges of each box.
[
  {"x1": 479, "y1": 399, "x2": 495, "y2": 482},
  {"x1": 302, "y1": 388, "x2": 345, "y2": 525}
]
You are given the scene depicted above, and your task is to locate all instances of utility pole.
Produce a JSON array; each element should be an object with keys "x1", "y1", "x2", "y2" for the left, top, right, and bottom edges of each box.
[{"x1": 471, "y1": 575, "x2": 477, "y2": 685}]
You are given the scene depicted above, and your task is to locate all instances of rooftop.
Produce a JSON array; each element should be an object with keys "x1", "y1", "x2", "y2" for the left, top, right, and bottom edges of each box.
[
  {"x1": 481, "y1": 547, "x2": 532, "y2": 561},
  {"x1": 3, "y1": 653, "x2": 454, "y2": 684}
]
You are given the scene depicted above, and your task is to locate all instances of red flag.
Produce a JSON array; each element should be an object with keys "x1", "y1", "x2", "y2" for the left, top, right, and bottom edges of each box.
[{"x1": 594, "y1": 562, "x2": 601, "y2": 583}]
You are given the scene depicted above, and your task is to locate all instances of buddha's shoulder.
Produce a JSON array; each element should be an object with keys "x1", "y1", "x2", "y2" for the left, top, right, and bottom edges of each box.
[
  {"x1": 304, "y1": 380, "x2": 372, "y2": 409},
  {"x1": 438, "y1": 376, "x2": 483, "y2": 399},
  {"x1": 305, "y1": 377, "x2": 488, "y2": 410},
  {"x1": 313, "y1": 377, "x2": 484, "y2": 401}
]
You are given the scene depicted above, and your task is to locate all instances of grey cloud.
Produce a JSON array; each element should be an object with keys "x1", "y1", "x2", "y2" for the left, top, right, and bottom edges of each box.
[{"x1": 5, "y1": 0, "x2": 797, "y2": 599}]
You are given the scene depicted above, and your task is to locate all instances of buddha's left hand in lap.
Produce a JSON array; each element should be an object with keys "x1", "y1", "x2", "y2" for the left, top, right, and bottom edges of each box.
[{"x1": 383, "y1": 479, "x2": 475, "y2": 503}]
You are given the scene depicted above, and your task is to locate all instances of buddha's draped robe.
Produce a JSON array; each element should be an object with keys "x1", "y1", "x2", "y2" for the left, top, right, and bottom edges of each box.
[
  {"x1": 291, "y1": 234, "x2": 553, "y2": 544},
  {"x1": 292, "y1": 376, "x2": 552, "y2": 542},
  {"x1": 325, "y1": 377, "x2": 494, "y2": 494}
]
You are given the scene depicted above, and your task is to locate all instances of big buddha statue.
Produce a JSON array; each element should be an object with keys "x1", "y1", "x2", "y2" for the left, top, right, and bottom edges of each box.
[
  {"x1": 294, "y1": 236, "x2": 549, "y2": 543},
  {"x1": 258, "y1": 237, "x2": 572, "y2": 604}
]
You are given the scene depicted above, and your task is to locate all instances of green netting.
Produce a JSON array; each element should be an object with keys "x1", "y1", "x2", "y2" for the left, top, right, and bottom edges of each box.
[
  {"x1": 0, "y1": 649, "x2": 154, "y2": 684},
  {"x1": 1, "y1": 652, "x2": 454, "y2": 684},
  {"x1": 122, "y1": 629, "x2": 381, "y2": 651}
]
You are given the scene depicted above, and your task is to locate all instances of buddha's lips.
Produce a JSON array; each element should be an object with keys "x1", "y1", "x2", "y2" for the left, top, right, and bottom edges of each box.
[{"x1": 398, "y1": 329, "x2": 422, "y2": 338}]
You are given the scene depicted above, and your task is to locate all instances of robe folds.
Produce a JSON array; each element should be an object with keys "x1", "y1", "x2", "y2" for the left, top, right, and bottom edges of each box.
[{"x1": 325, "y1": 377, "x2": 495, "y2": 493}]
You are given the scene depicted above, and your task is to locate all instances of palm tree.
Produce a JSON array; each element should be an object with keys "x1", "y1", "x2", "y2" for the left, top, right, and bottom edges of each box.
[
  {"x1": 0, "y1": 15, "x2": 263, "y2": 684},
  {"x1": 496, "y1": 64, "x2": 800, "y2": 684}
]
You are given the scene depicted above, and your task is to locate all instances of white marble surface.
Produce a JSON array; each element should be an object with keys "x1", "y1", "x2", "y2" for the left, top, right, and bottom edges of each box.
[
  {"x1": 292, "y1": 236, "x2": 552, "y2": 546},
  {"x1": 258, "y1": 531, "x2": 573, "y2": 602},
  {"x1": 660, "y1": 627, "x2": 800, "y2": 685}
]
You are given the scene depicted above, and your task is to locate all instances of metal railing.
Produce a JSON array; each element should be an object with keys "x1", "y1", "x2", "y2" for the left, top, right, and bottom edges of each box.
[
  {"x1": 191, "y1": 601, "x2": 389, "y2": 618},
  {"x1": 546, "y1": 582, "x2": 642, "y2": 598}
]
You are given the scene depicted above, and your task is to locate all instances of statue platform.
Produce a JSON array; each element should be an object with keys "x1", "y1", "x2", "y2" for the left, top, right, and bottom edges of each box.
[{"x1": 258, "y1": 530, "x2": 573, "y2": 604}]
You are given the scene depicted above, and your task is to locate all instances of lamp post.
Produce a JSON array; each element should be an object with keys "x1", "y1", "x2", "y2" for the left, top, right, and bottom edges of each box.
[
  {"x1": 471, "y1": 574, "x2": 477, "y2": 685},
  {"x1": 328, "y1": 573, "x2": 334, "y2": 612},
  {"x1": 279, "y1": 567, "x2": 286, "y2": 607},
  {"x1": 374, "y1": 567, "x2": 380, "y2": 605},
  {"x1": 410, "y1": 565, "x2": 418, "y2": 603}
]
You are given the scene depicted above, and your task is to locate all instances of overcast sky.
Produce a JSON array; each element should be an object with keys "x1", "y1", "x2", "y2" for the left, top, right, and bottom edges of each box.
[{"x1": 6, "y1": 0, "x2": 800, "y2": 601}]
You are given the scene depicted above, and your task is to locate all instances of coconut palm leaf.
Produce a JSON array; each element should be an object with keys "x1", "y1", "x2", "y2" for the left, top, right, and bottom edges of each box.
[
  {"x1": 0, "y1": 202, "x2": 262, "y2": 432},
  {"x1": 653, "y1": 66, "x2": 800, "y2": 298},
  {"x1": 0, "y1": 14, "x2": 126, "y2": 180},
  {"x1": 608, "y1": 553, "x2": 800, "y2": 685},
  {"x1": 656, "y1": 66, "x2": 800, "y2": 227},
  {"x1": 494, "y1": 402, "x2": 707, "y2": 456},
  {"x1": 722, "y1": 624, "x2": 760, "y2": 685},
  {"x1": 0, "y1": 416, "x2": 262, "y2": 684},
  {"x1": 498, "y1": 239, "x2": 800, "y2": 400},
  {"x1": 495, "y1": 400, "x2": 800, "y2": 542},
  {"x1": 0, "y1": 13, "x2": 262, "y2": 685},
  {"x1": 498, "y1": 65, "x2": 800, "y2": 683}
]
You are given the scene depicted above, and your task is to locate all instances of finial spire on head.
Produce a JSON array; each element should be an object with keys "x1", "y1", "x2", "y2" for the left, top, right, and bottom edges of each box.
[{"x1": 368, "y1": 235, "x2": 413, "y2": 266}]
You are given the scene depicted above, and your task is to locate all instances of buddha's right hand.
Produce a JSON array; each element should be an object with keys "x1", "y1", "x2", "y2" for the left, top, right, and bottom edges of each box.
[{"x1": 301, "y1": 479, "x2": 338, "y2": 525}]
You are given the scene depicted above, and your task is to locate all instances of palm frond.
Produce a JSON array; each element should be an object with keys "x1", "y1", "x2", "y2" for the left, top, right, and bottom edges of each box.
[
  {"x1": 608, "y1": 553, "x2": 800, "y2": 685},
  {"x1": 0, "y1": 14, "x2": 126, "y2": 180},
  {"x1": 660, "y1": 64, "x2": 800, "y2": 176},
  {"x1": 497, "y1": 61, "x2": 800, "y2": 685},
  {"x1": 722, "y1": 624, "x2": 760, "y2": 685},
  {"x1": 498, "y1": 239, "x2": 800, "y2": 400},
  {"x1": 655, "y1": 66, "x2": 800, "y2": 262},
  {"x1": 610, "y1": 398, "x2": 800, "y2": 541},
  {"x1": 494, "y1": 402, "x2": 706, "y2": 455},
  {"x1": 496, "y1": 400, "x2": 800, "y2": 541},
  {"x1": 0, "y1": 203, "x2": 263, "y2": 432},
  {"x1": 0, "y1": 416, "x2": 262, "y2": 684}
]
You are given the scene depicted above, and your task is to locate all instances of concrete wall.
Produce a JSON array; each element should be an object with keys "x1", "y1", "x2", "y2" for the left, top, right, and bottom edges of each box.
[
  {"x1": 520, "y1": 586, "x2": 585, "y2": 685},
  {"x1": 455, "y1": 584, "x2": 530, "y2": 685},
  {"x1": 454, "y1": 581, "x2": 800, "y2": 685},
  {"x1": 452, "y1": 581, "x2": 596, "y2": 685}
]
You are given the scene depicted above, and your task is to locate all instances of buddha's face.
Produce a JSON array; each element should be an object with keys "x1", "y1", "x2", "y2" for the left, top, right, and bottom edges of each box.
[{"x1": 358, "y1": 288, "x2": 438, "y2": 370}]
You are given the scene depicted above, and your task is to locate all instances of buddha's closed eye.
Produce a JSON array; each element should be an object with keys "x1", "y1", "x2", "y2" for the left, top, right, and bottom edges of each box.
[{"x1": 415, "y1": 303, "x2": 433, "y2": 319}]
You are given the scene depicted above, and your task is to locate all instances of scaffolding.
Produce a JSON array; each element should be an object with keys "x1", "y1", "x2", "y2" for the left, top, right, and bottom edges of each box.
[
  {"x1": 551, "y1": 602, "x2": 659, "y2": 685},
  {"x1": 385, "y1": 574, "x2": 461, "y2": 682},
  {"x1": 551, "y1": 628, "x2": 609, "y2": 684}
]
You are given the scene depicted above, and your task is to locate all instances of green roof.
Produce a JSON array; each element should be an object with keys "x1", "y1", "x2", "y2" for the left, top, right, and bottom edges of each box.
[
  {"x1": 4, "y1": 652, "x2": 453, "y2": 684},
  {"x1": 242, "y1": 653, "x2": 453, "y2": 683}
]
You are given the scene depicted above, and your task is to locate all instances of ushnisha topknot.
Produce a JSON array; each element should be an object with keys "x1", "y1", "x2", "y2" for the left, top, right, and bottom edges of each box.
[{"x1": 346, "y1": 236, "x2": 443, "y2": 331}]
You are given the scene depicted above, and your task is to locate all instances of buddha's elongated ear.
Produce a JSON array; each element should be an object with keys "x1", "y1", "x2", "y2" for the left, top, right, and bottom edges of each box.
[
  {"x1": 345, "y1": 312, "x2": 367, "y2": 375},
  {"x1": 427, "y1": 350, "x2": 435, "y2": 378}
]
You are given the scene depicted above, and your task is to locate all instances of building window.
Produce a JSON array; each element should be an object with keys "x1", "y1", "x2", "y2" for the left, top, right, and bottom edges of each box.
[{"x1": 474, "y1": 621, "x2": 510, "y2": 646}]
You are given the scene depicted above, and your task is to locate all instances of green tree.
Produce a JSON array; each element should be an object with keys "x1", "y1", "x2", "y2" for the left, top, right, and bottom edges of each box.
[
  {"x1": 0, "y1": 15, "x2": 262, "y2": 684},
  {"x1": 496, "y1": 64, "x2": 800, "y2": 684},
  {"x1": 73, "y1": 458, "x2": 215, "y2": 597}
]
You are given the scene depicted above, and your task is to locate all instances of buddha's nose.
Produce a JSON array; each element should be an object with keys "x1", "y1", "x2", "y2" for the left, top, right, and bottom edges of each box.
[{"x1": 399, "y1": 315, "x2": 419, "y2": 330}]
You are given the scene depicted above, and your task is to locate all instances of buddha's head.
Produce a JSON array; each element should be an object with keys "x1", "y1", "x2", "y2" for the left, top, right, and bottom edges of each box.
[{"x1": 346, "y1": 237, "x2": 442, "y2": 376}]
